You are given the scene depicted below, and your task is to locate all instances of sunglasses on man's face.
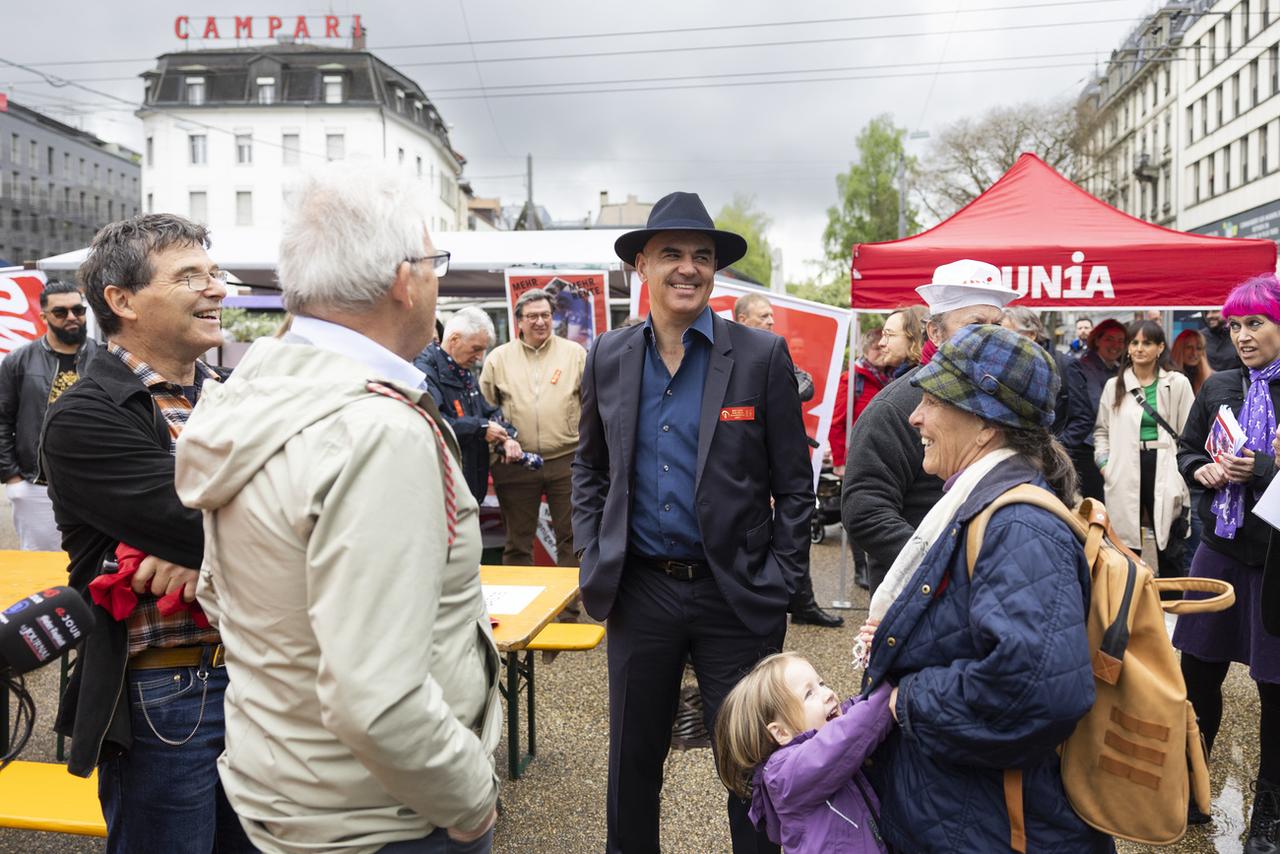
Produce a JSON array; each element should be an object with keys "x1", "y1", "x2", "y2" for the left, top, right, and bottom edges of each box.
[{"x1": 46, "y1": 305, "x2": 87, "y2": 320}]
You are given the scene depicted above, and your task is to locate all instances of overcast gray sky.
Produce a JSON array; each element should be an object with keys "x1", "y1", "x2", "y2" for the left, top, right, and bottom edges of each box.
[{"x1": 4, "y1": 0, "x2": 1158, "y2": 281}]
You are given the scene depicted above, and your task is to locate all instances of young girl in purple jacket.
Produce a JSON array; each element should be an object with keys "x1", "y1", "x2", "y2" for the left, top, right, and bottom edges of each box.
[{"x1": 714, "y1": 651, "x2": 895, "y2": 853}]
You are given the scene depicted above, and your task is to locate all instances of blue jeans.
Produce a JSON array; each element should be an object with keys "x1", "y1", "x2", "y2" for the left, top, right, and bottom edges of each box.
[
  {"x1": 99, "y1": 663, "x2": 255, "y2": 853},
  {"x1": 379, "y1": 826, "x2": 495, "y2": 853}
]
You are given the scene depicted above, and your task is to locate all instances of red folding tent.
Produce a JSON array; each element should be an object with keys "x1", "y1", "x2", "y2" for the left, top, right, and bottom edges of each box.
[{"x1": 850, "y1": 152, "x2": 1277, "y2": 310}]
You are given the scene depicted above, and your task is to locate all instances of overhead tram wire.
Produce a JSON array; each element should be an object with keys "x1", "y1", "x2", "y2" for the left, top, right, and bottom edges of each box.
[
  {"x1": 5, "y1": 48, "x2": 1199, "y2": 91},
  {"x1": 393, "y1": 17, "x2": 1141, "y2": 68},
  {"x1": 13, "y1": 0, "x2": 1137, "y2": 67},
  {"x1": 428, "y1": 61, "x2": 1143, "y2": 101},
  {"x1": 368, "y1": 0, "x2": 1132, "y2": 51},
  {"x1": 0, "y1": 56, "x2": 334, "y2": 163}
]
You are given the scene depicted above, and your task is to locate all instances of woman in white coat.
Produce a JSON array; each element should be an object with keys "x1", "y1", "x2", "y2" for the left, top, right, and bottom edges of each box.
[{"x1": 1094, "y1": 319, "x2": 1194, "y2": 581}]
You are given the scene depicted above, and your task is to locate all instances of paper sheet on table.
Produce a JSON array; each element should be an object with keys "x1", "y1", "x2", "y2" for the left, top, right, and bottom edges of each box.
[
  {"x1": 482, "y1": 584, "x2": 544, "y2": 615},
  {"x1": 1253, "y1": 476, "x2": 1280, "y2": 531}
]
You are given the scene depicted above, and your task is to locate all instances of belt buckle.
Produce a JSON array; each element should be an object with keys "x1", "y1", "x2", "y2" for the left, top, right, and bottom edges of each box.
[
  {"x1": 667, "y1": 560, "x2": 695, "y2": 581},
  {"x1": 209, "y1": 644, "x2": 226, "y2": 668}
]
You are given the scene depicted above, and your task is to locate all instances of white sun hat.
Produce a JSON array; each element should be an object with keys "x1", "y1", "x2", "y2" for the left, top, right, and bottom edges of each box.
[{"x1": 915, "y1": 259, "x2": 1018, "y2": 314}]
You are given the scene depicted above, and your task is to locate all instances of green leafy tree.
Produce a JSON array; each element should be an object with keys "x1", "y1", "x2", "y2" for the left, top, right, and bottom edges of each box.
[
  {"x1": 822, "y1": 115, "x2": 918, "y2": 278},
  {"x1": 715, "y1": 194, "x2": 774, "y2": 286}
]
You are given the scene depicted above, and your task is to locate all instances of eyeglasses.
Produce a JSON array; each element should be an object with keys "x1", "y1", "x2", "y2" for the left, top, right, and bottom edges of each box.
[
  {"x1": 47, "y1": 305, "x2": 87, "y2": 320},
  {"x1": 122, "y1": 270, "x2": 230, "y2": 292},
  {"x1": 405, "y1": 251, "x2": 450, "y2": 278}
]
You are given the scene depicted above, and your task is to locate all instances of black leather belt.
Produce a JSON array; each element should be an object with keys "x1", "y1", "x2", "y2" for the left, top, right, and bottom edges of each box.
[{"x1": 629, "y1": 552, "x2": 711, "y2": 581}]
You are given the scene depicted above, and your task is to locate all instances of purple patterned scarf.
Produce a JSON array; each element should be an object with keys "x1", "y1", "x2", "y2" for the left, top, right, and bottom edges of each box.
[{"x1": 1212, "y1": 357, "x2": 1280, "y2": 537}]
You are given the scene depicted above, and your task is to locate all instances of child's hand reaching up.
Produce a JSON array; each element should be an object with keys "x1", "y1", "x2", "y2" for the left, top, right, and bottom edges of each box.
[{"x1": 851, "y1": 618, "x2": 880, "y2": 669}]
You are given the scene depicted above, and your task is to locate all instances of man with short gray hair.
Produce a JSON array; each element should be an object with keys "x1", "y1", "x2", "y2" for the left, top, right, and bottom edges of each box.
[
  {"x1": 417, "y1": 305, "x2": 521, "y2": 503},
  {"x1": 480, "y1": 287, "x2": 586, "y2": 566},
  {"x1": 174, "y1": 162, "x2": 502, "y2": 853}
]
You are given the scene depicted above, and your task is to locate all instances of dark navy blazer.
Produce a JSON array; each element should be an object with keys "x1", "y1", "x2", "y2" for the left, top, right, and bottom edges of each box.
[{"x1": 571, "y1": 312, "x2": 814, "y2": 635}]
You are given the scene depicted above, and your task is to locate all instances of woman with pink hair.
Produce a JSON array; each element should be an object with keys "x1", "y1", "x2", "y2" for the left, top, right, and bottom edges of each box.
[{"x1": 1175, "y1": 273, "x2": 1280, "y2": 847}]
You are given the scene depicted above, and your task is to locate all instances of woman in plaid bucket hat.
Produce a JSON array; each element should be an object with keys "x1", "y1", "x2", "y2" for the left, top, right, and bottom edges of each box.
[{"x1": 859, "y1": 325, "x2": 1113, "y2": 852}]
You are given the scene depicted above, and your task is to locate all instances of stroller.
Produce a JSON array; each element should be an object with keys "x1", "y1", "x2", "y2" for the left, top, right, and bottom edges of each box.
[{"x1": 810, "y1": 462, "x2": 842, "y2": 544}]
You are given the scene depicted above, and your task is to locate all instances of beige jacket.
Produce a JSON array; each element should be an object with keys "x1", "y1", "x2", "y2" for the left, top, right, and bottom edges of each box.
[
  {"x1": 479, "y1": 334, "x2": 586, "y2": 460},
  {"x1": 174, "y1": 338, "x2": 501, "y2": 854},
  {"x1": 1093, "y1": 368, "x2": 1194, "y2": 551}
]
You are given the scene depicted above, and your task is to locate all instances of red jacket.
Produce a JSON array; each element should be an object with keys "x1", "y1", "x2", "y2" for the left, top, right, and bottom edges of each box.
[{"x1": 827, "y1": 362, "x2": 888, "y2": 467}]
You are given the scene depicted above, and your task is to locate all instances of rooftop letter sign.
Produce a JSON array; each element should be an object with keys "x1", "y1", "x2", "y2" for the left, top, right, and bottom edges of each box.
[{"x1": 175, "y1": 15, "x2": 363, "y2": 40}]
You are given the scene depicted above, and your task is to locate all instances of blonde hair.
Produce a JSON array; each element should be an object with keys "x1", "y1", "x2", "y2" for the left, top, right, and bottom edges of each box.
[{"x1": 713, "y1": 651, "x2": 807, "y2": 799}]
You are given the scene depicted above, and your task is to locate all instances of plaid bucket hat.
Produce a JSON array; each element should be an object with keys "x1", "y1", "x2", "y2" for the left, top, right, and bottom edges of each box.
[{"x1": 911, "y1": 324, "x2": 1059, "y2": 430}]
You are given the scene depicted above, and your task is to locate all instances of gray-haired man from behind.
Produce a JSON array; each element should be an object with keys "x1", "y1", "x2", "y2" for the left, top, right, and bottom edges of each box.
[{"x1": 174, "y1": 162, "x2": 502, "y2": 853}]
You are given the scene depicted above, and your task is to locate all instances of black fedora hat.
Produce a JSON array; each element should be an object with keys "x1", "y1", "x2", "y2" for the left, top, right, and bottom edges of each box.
[{"x1": 614, "y1": 191, "x2": 748, "y2": 270}]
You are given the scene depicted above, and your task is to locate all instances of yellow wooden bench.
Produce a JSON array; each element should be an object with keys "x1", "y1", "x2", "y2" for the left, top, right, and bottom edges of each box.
[
  {"x1": 0, "y1": 760, "x2": 106, "y2": 836},
  {"x1": 526, "y1": 622, "x2": 605, "y2": 651}
]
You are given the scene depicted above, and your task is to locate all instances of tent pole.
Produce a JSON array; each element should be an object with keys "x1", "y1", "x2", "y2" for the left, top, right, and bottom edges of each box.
[{"x1": 832, "y1": 311, "x2": 858, "y2": 611}]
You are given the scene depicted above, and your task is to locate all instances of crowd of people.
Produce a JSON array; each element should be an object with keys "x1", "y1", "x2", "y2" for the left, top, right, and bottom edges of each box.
[{"x1": 0, "y1": 160, "x2": 1277, "y2": 854}]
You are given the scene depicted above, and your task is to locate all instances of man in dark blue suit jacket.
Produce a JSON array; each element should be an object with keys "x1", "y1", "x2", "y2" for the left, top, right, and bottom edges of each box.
[{"x1": 572, "y1": 192, "x2": 814, "y2": 854}]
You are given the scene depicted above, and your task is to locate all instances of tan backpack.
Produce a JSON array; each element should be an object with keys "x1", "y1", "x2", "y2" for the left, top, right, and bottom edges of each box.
[{"x1": 965, "y1": 484, "x2": 1235, "y2": 850}]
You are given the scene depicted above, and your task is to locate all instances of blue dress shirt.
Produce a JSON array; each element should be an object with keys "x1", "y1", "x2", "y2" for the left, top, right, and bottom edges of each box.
[{"x1": 629, "y1": 307, "x2": 714, "y2": 560}]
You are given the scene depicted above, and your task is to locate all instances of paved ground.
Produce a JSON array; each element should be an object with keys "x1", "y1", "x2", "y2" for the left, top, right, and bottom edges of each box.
[{"x1": 0, "y1": 514, "x2": 1266, "y2": 852}]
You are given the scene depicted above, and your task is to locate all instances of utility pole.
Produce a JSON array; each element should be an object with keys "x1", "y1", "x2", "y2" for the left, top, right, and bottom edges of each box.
[
  {"x1": 897, "y1": 155, "x2": 907, "y2": 240},
  {"x1": 522, "y1": 153, "x2": 542, "y2": 231}
]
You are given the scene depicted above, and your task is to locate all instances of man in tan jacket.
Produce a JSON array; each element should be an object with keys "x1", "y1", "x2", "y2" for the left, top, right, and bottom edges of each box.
[
  {"x1": 480, "y1": 288, "x2": 586, "y2": 566},
  {"x1": 174, "y1": 162, "x2": 501, "y2": 854}
]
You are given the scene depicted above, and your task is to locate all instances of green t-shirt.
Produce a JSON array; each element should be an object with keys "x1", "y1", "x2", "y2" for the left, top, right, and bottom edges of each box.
[{"x1": 1139, "y1": 380, "x2": 1159, "y2": 442}]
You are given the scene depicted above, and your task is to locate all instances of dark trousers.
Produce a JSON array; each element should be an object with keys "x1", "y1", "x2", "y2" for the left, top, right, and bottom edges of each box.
[
  {"x1": 1139, "y1": 448, "x2": 1185, "y2": 581},
  {"x1": 491, "y1": 452, "x2": 576, "y2": 566},
  {"x1": 1070, "y1": 444, "x2": 1106, "y2": 502},
  {"x1": 606, "y1": 560, "x2": 786, "y2": 854}
]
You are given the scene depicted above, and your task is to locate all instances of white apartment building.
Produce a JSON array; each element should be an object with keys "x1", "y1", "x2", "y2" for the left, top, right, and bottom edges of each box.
[
  {"x1": 137, "y1": 42, "x2": 468, "y2": 268},
  {"x1": 1181, "y1": 0, "x2": 1280, "y2": 240},
  {"x1": 1082, "y1": 0, "x2": 1280, "y2": 247},
  {"x1": 1078, "y1": 3, "x2": 1206, "y2": 228}
]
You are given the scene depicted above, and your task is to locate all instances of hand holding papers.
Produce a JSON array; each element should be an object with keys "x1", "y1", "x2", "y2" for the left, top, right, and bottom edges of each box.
[{"x1": 1207, "y1": 405, "x2": 1248, "y2": 464}]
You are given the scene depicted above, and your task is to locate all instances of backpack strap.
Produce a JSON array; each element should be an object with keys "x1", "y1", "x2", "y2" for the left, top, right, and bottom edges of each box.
[
  {"x1": 965, "y1": 484, "x2": 1086, "y2": 575},
  {"x1": 1128, "y1": 386, "x2": 1181, "y2": 441}
]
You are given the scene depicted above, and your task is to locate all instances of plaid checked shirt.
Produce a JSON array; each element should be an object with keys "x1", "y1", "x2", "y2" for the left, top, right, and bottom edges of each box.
[{"x1": 108, "y1": 343, "x2": 223, "y2": 655}]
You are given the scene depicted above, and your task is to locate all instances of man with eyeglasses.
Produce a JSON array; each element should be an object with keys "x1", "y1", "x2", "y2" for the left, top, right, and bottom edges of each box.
[
  {"x1": 39, "y1": 214, "x2": 253, "y2": 851},
  {"x1": 0, "y1": 279, "x2": 100, "y2": 550},
  {"x1": 480, "y1": 287, "x2": 587, "y2": 568}
]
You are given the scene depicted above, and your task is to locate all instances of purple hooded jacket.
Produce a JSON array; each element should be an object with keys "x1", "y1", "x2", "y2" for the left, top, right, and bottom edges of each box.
[{"x1": 748, "y1": 683, "x2": 894, "y2": 853}]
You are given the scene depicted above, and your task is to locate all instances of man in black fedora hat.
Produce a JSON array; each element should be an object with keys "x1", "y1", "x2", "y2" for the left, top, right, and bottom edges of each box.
[{"x1": 573, "y1": 191, "x2": 814, "y2": 853}]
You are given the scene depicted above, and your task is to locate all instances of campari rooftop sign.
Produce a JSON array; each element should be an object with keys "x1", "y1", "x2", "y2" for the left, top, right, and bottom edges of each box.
[{"x1": 175, "y1": 15, "x2": 364, "y2": 41}]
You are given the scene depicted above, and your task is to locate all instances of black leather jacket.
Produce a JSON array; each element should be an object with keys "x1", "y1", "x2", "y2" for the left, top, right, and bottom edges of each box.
[{"x1": 0, "y1": 336, "x2": 100, "y2": 482}]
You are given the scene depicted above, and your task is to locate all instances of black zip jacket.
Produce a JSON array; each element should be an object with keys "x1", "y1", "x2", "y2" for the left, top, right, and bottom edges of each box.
[
  {"x1": 39, "y1": 350, "x2": 226, "y2": 777},
  {"x1": 1177, "y1": 368, "x2": 1280, "y2": 568},
  {"x1": 841, "y1": 367, "x2": 944, "y2": 579},
  {"x1": 0, "y1": 336, "x2": 100, "y2": 482}
]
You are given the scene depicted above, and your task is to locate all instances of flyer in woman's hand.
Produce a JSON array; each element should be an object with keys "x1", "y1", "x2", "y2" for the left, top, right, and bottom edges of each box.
[{"x1": 1206, "y1": 404, "x2": 1247, "y2": 463}]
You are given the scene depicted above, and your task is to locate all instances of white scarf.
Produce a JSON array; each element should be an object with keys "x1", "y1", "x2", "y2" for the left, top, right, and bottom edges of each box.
[{"x1": 868, "y1": 447, "x2": 1018, "y2": 622}]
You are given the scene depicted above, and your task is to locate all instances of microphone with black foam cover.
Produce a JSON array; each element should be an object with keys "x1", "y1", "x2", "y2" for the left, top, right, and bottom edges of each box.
[{"x1": 0, "y1": 586, "x2": 94, "y2": 675}]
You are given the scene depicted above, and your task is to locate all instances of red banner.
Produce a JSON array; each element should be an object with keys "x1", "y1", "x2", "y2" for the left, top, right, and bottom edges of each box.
[{"x1": 0, "y1": 271, "x2": 47, "y2": 358}]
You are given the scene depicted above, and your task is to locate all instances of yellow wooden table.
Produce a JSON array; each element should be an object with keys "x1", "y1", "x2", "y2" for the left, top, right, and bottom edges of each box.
[
  {"x1": 479, "y1": 565, "x2": 580, "y2": 779},
  {"x1": 0, "y1": 549, "x2": 69, "y2": 608}
]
